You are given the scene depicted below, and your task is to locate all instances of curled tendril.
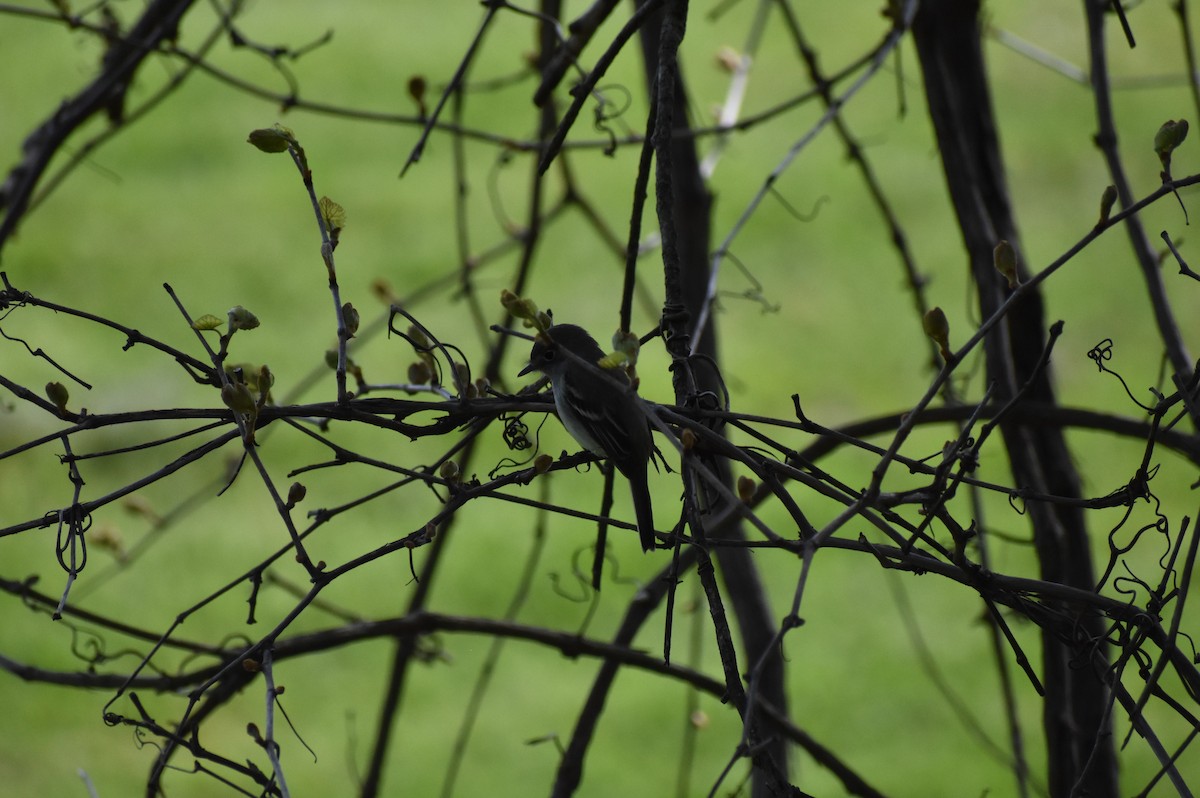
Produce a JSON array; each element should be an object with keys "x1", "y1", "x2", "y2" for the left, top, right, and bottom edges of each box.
[
  {"x1": 503, "y1": 414, "x2": 532, "y2": 451},
  {"x1": 68, "y1": 626, "x2": 107, "y2": 666},
  {"x1": 387, "y1": 307, "x2": 473, "y2": 393},
  {"x1": 548, "y1": 567, "x2": 594, "y2": 603},
  {"x1": 1086, "y1": 337, "x2": 1156, "y2": 411},
  {"x1": 1113, "y1": 560, "x2": 1156, "y2": 609},
  {"x1": 591, "y1": 83, "x2": 631, "y2": 157},
  {"x1": 1176, "y1": 630, "x2": 1198, "y2": 665},
  {"x1": 54, "y1": 505, "x2": 92, "y2": 575},
  {"x1": 489, "y1": 413, "x2": 545, "y2": 479},
  {"x1": 1087, "y1": 338, "x2": 1114, "y2": 368}
]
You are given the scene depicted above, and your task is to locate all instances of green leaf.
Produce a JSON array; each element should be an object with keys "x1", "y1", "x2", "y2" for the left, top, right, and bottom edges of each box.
[
  {"x1": 192, "y1": 314, "x2": 224, "y2": 331},
  {"x1": 319, "y1": 196, "x2": 347, "y2": 235}
]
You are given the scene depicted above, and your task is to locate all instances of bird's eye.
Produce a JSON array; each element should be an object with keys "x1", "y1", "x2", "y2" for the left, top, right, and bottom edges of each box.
[{"x1": 541, "y1": 349, "x2": 556, "y2": 363}]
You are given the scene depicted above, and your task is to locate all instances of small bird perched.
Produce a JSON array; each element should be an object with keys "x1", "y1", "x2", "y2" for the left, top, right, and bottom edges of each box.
[{"x1": 519, "y1": 324, "x2": 656, "y2": 551}]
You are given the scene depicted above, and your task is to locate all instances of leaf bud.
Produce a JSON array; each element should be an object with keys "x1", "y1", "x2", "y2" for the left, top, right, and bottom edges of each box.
[
  {"x1": 1155, "y1": 119, "x2": 1189, "y2": 160},
  {"x1": 221, "y1": 381, "x2": 257, "y2": 415},
  {"x1": 500, "y1": 289, "x2": 521, "y2": 314},
  {"x1": 286, "y1": 482, "x2": 307, "y2": 507},
  {"x1": 993, "y1": 240, "x2": 1019, "y2": 289},
  {"x1": 1098, "y1": 185, "x2": 1118, "y2": 226},
  {"x1": 227, "y1": 305, "x2": 260, "y2": 332},
  {"x1": 612, "y1": 329, "x2": 641, "y2": 367},
  {"x1": 922, "y1": 307, "x2": 952, "y2": 360},
  {"x1": 256, "y1": 365, "x2": 274, "y2": 397},
  {"x1": 246, "y1": 126, "x2": 293, "y2": 153},
  {"x1": 407, "y1": 324, "x2": 430, "y2": 349},
  {"x1": 342, "y1": 302, "x2": 360, "y2": 337},
  {"x1": 452, "y1": 361, "x2": 470, "y2": 387},
  {"x1": 45, "y1": 381, "x2": 69, "y2": 413},
  {"x1": 408, "y1": 361, "x2": 432, "y2": 385},
  {"x1": 408, "y1": 75, "x2": 428, "y2": 117},
  {"x1": 737, "y1": 475, "x2": 756, "y2": 503},
  {"x1": 371, "y1": 278, "x2": 397, "y2": 304},
  {"x1": 715, "y1": 46, "x2": 741, "y2": 73}
]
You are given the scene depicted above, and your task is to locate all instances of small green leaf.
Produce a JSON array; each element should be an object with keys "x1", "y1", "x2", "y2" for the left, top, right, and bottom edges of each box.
[
  {"x1": 319, "y1": 196, "x2": 346, "y2": 236},
  {"x1": 597, "y1": 351, "x2": 629, "y2": 369},
  {"x1": 192, "y1": 314, "x2": 224, "y2": 331}
]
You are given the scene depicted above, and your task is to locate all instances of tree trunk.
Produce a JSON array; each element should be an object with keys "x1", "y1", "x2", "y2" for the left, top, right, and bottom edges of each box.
[{"x1": 911, "y1": 2, "x2": 1117, "y2": 795}]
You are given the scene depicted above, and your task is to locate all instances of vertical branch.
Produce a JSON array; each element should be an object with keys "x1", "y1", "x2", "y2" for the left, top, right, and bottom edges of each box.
[
  {"x1": 1084, "y1": 0, "x2": 1197, "y2": 405},
  {"x1": 648, "y1": 0, "x2": 691, "y2": 363},
  {"x1": 639, "y1": 2, "x2": 791, "y2": 796},
  {"x1": 549, "y1": 553, "x2": 698, "y2": 798},
  {"x1": 619, "y1": 97, "x2": 657, "y2": 334},
  {"x1": 1174, "y1": 0, "x2": 1200, "y2": 122},
  {"x1": 911, "y1": 2, "x2": 1116, "y2": 795},
  {"x1": 261, "y1": 646, "x2": 291, "y2": 798}
]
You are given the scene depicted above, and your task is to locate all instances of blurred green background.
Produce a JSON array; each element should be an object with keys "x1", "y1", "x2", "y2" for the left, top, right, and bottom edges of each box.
[{"x1": 1, "y1": 1, "x2": 1198, "y2": 795}]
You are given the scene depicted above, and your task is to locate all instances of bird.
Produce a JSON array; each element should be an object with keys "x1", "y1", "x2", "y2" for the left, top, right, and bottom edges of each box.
[{"x1": 519, "y1": 323, "x2": 657, "y2": 551}]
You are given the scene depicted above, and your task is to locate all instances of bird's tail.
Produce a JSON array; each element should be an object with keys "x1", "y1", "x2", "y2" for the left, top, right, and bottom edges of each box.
[{"x1": 629, "y1": 472, "x2": 656, "y2": 552}]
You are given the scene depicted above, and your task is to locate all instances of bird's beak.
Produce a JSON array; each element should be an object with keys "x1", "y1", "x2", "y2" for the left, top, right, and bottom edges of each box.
[{"x1": 518, "y1": 362, "x2": 536, "y2": 378}]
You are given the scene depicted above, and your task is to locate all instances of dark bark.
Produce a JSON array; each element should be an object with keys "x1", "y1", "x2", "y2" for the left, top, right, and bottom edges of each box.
[
  {"x1": 911, "y1": 2, "x2": 1117, "y2": 796},
  {"x1": 0, "y1": 0, "x2": 196, "y2": 250},
  {"x1": 639, "y1": 2, "x2": 792, "y2": 796}
]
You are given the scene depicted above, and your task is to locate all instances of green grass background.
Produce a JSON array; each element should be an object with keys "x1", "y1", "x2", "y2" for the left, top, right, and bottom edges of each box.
[{"x1": 1, "y1": 1, "x2": 1198, "y2": 796}]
